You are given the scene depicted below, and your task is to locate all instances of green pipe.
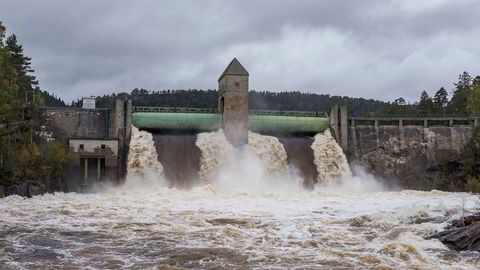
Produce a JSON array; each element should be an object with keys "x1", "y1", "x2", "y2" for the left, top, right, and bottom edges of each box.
[
  {"x1": 132, "y1": 112, "x2": 329, "y2": 133},
  {"x1": 132, "y1": 113, "x2": 222, "y2": 131}
]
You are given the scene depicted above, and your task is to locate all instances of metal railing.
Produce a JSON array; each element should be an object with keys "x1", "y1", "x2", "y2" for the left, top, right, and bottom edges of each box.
[
  {"x1": 133, "y1": 106, "x2": 218, "y2": 114},
  {"x1": 132, "y1": 106, "x2": 328, "y2": 118}
]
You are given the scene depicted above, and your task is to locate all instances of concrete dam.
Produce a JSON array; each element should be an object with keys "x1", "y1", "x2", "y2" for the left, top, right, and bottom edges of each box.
[
  {"x1": 129, "y1": 59, "x2": 340, "y2": 189},
  {"x1": 43, "y1": 58, "x2": 479, "y2": 193},
  {"x1": 6, "y1": 60, "x2": 480, "y2": 269}
]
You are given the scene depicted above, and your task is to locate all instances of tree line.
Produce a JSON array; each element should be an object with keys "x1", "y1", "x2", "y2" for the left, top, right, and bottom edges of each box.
[
  {"x1": 70, "y1": 72, "x2": 480, "y2": 117},
  {"x1": 73, "y1": 89, "x2": 394, "y2": 117},
  {"x1": 388, "y1": 72, "x2": 480, "y2": 116},
  {"x1": 0, "y1": 22, "x2": 67, "y2": 195}
]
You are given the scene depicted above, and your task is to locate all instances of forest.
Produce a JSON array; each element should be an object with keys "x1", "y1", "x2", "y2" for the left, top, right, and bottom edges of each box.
[
  {"x1": 0, "y1": 22, "x2": 67, "y2": 195},
  {"x1": 2, "y1": 20, "x2": 480, "y2": 194},
  {"x1": 69, "y1": 73, "x2": 480, "y2": 118}
]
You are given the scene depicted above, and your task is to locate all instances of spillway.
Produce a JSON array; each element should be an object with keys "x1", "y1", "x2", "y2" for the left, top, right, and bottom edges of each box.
[{"x1": 131, "y1": 107, "x2": 332, "y2": 187}]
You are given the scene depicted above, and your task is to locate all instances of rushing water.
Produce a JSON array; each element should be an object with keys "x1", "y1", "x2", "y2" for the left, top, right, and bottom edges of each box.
[
  {"x1": 126, "y1": 126, "x2": 165, "y2": 187},
  {"x1": 1, "y1": 188, "x2": 479, "y2": 269},
  {"x1": 1, "y1": 129, "x2": 480, "y2": 269}
]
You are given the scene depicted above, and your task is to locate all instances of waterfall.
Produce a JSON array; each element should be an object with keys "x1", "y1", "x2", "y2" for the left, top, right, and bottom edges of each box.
[
  {"x1": 196, "y1": 130, "x2": 236, "y2": 183},
  {"x1": 196, "y1": 130, "x2": 290, "y2": 185},
  {"x1": 246, "y1": 132, "x2": 288, "y2": 176},
  {"x1": 126, "y1": 126, "x2": 165, "y2": 186},
  {"x1": 311, "y1": 130, "x2": 352, "y2": 184}
]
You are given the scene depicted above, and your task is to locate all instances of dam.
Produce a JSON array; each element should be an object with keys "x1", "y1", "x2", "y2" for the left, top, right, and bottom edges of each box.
[
  {"x1": 129, "y1": 58, "x2": 335, "y2": 189},
  {"x1": 2, "y1": 59, "x2": 480, "y2": 269}
]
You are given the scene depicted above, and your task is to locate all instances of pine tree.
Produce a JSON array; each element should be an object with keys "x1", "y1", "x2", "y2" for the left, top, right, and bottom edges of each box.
[
  {"x1": 433, "y1": 87, "x2": 448, "y2": 115},
  {"x1": 418, "y1": 91, "x2": 434, "y2": 115},
  {"x1": 0, "y1": 23, "x2": 19, "y2": 122},
  {"x1": 6, "y1": 34, "x2": 40, "y2": 109},
  {"x1": 449, "y1": 72, "x2": 472, "y2": 115},
  {"x1": 467, "y1": 76, "x2": 480, "y2": 115}
]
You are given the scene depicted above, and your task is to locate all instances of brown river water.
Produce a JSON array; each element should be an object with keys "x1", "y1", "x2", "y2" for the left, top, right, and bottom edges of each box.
[{"x1": 0, "y1": 128, "x2": 479, "y2": 269}]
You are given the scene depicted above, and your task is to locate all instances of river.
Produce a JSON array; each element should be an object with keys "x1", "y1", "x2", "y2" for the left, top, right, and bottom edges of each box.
[
  {"x1": 1, "y1": 187, "x2": 479, "y2": 269},
  {"x1": 1, "y1": 128, "x2": 479, "y2": 269}
]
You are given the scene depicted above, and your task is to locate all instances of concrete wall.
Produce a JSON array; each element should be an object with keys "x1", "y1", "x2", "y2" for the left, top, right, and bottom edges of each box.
[
  {"x1": 46, "y1": 108, "x2": 110, "y2": 140},
  {"x1": 152, "y1": 134, "x2": 201, "y2": 189},
  {"x1": 45, "y1": 99, "x2": 132, "y2": 191},
  {"x1": 65, "y1": 139, "x2": 119, "y2": 191},
  {"x1": 347, "y1": 118, "x2": 477, "y2": 189}
]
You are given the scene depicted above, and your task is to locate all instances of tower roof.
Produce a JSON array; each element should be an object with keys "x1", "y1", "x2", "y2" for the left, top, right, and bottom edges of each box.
[{"x1": 218, "y1": 58, "x2": 249, "y2": 81}]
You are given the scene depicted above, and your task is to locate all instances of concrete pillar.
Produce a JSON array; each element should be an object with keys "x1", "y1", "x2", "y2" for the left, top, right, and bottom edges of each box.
[
  {"x1": 424, "y1": 119, "x2": 428, "y2": 128},
  {"x1": 97, "y1": 158, "x2": 101, "y2": 181},
  {"x1": 374, "y1": 119, "x2": 380, "y2": 147},
  {"x1": 340, "y1": 106, "x2": 348, "y2": 151},
  {"x1": 84, "y1": 159, "x2": 88, "y2": 185},
  {"x1": 474, "y1": 118, "x2": 479, "y2": 127},
  {"x1": 449, "y1": 119, "x2": 454, "y2": 127},
  {"x1": 350, "y1": 119, "x2": 358, "y2": 155},
  {"x1": 218, "y1": 58, "x2": 249, "y2": 147},
  {"x1": 399, "y1": 119, "x2": 405, "y2": 148},
  {"x1": 329, "y1": 105, "x2": 340, "y2": 143}
]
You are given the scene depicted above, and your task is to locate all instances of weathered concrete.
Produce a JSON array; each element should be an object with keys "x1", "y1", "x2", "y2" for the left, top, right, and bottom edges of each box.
[
  {"x1": 347, "y1": 117, "x2": 477, "y2": 189},
  {"x1": 153, "y1": 133, "x2": 201, "y2": 188},
  {"x1": 277, "y1": 136, "x2": 318, "y2": 189},
  {"x1": 45, "y1": 99, "x2": 132, "y2": 192},
  {"x1": 329, "y1": 105, "x2": 348, "y2": 151},
  {"x1": 46, "y1": 108, "x2": 110, "y2": 139},
  {"x1": 65, "y1": 139, "x2": 119, "y2": 191},
  {"x1": 218, "y1": 58, "x2": 249, "y2": 147}
]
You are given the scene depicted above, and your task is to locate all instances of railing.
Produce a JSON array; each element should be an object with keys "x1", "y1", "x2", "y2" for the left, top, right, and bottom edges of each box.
[
  {"x1": 249, "y1": 110, "x2": 328, "y2": 118},
  {"x1": 133, "y1": 106, "x2": 218, "y2": 114},
  {"x1": 133, "y1": 106, "x2": 328, "y2": 118},
  {"x1": 350, "y1": 114, "x2": 477, "y2": 119}
]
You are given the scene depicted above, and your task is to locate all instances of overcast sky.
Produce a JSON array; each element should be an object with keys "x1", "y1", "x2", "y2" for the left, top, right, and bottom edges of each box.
[{"x1": 1, "y1": 0, "x2": 480, "y2": 102}]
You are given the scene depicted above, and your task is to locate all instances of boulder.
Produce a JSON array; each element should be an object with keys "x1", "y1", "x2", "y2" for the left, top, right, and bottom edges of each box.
[
  {"x1": 6, "y1": 182, "x2": 29, "y2": 197},
  {"x1": 427, "y1": 213, "x2": 480, "y2": 252},
  {"x1": 28, "y1": 182, "x2": 46, "y2": 197}
]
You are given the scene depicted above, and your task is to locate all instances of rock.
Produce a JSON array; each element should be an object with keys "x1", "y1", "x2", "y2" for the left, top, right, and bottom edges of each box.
[
  {"x1": 28, "y1": 183, "x2": 45, "y2": 197},
  {"x1": 428, "y1": 224, "x2": 480, "y2": 252},
  {"x1": 427, "y1": 213, "x2": 480, "y2": 252},
  {"x1": 475, "y1": 161, "x2": 480, "y2": 174},
  {"x1": 6, "y1": 182, "x2": 29, "y2": 197},
  {"x1": 449, "y1": 214, "x2": 480, "y2": 228}
]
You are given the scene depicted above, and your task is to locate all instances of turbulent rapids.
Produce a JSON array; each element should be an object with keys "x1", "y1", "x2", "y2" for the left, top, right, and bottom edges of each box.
[{"x1": 1, "y1": 127, "x2": 480, "y2": 269}]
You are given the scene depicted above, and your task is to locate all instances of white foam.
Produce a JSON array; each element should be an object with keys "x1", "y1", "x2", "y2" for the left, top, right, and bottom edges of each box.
[
  {"x1": 311, "y1": 130, "x2": 352, "y2": 185},
  {"x1": 125, "y1": 126, "x2": 166, "y2": 188}
]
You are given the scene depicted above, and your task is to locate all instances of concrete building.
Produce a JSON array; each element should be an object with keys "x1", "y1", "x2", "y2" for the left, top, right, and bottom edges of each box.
[
  {"x1": 68, "y1": 138, "x2": 119, "y2": 188},
  {"x1": 218, "y1": 58, "x2": 249, "y2": 147},
  {"x1": 46, "y1": 99, "x2": 131, "y2": 191}
]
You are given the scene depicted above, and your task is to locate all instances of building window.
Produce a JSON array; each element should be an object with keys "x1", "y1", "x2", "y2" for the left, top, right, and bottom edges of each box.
[
  {"x1": 79, "y1": 144, "x2": 84, "y2": 151},
  {"x1": 101, "y1": 144, "x2": 106, "y2": 149},
  {"x1": 235, "y1": 82, "x2": 240, "y2": 88}
]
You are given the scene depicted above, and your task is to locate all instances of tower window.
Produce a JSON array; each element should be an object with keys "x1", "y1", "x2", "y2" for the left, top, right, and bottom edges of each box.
[
  {"x1": 235, "y1": 82, "x2": 240, "y2": 87},
  {"x1": 101, "y1": 144, "x2": 106, "y2": 149},
  {"x1": 79, "y1": 144, "x2": 84, "y2": 150}
]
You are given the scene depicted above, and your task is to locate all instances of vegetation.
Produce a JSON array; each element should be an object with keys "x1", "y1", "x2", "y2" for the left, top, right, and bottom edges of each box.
[
  {"x1": 68, "y1": 72, "x2": 480, "y2": 118},
  {"x1": 0, "y1": 22, "x2": 67, "y2": 194}
]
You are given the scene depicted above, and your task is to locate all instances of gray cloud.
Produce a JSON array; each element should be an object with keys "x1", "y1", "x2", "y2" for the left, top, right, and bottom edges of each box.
[{"x1": 1, "y1": 0, "x2": 479, "y2": 102}]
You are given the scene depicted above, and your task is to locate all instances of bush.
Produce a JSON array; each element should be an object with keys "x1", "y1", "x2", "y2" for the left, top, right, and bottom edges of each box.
[{"x1": 466, "y1": 177, "x2": 480, "y2": 194}]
